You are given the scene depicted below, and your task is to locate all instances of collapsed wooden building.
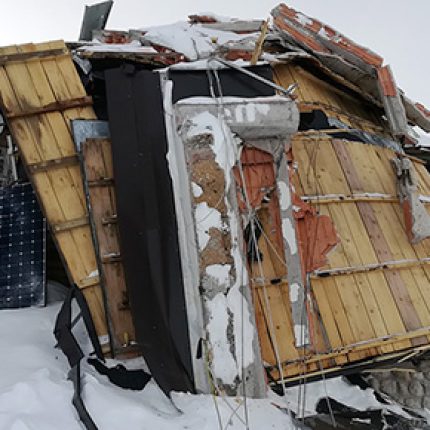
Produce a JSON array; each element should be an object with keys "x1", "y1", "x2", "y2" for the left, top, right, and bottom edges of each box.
[{"x1": 2, "y1": 2, "x2": 430, "y2": 425}]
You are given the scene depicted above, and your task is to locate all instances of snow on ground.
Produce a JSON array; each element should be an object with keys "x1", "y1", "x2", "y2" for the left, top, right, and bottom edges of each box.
[
  {"x1": 0, "y1": 303, "x2": 295, "y2": 430},
  {"x1": 1, "y1": 301, "x2": 420, "y2": 429}
]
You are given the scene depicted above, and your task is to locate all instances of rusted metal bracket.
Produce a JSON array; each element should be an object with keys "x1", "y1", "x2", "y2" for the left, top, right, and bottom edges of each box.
[
  {"x1": 28, "y1": 154, "x2": 79, "y2": 173},
  {"x1": 52, "y1": 216, "x2": 89, "y2": 233},
  {"x1": 7, "y1": 96, "x2": 93, "y2": 119}
]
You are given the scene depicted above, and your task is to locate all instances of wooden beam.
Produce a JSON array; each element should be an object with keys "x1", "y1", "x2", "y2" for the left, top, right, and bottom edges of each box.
[
  {"x1": 250, "y1": 19, "x2": 269, "y2": 65},
  {"x1": 102, "y1": 214, "x2": 118, "y2": 225},
  {"x1": 52, "y1": 216, "x2": 89, "y2": 232},
  {"x1": 101, "y1": 253, "x2": 122, "y2": 263},
  {"x1": 87, "y1": 178, "x2": 114, "y2": 187},
  {"x1": 7, "y1": 96, "x2": 93, "y2": 119},
  {"x1": 0, "y1": 47, "x2": 69, "y2": 65},
  {"x1": 312, "y1": 258, "x2": 430, "y2": 278},
  {"x1": 27, "y1": 154, "x2": 79, "y2": 173},
  {"x1": 78, "y1": 275, "x2": 100, "y2": 290},
  {"x1": 272, "y1": 325, "x2": 430, "y2": 371}
]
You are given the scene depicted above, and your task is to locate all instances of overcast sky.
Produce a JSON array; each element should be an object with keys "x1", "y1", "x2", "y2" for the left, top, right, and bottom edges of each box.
[{"x1": 0, "y1": 0, "x2": 427, "y2": 107}]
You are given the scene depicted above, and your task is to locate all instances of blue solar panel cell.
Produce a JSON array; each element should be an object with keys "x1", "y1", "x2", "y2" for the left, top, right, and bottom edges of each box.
[{"x1": 0, "y1": 183, "x2": 46, "y2": 308}]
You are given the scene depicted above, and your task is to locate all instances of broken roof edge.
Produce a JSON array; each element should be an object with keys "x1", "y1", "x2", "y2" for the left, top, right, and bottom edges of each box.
[
  {"x1": 66, "y1": 2, "x2": 430, "y2": 136},
  {"x1": 269, "y1": 4, "x2": 429, "y2": 137},
  {"x1": 271, "y1": 51, "x2": 384, "y2": 109},
  {"x1": 403, "y1": 95, "x2": 430, "y2": 134}
]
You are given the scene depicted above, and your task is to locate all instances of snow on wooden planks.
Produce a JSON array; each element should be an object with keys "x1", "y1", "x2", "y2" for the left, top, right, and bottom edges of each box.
[
  {"x1": 81, "y1": 138, "x2": 136, "y2": 355},
  {"x1": 0, "y1": 41, "x2": 108, "y2": 340}
]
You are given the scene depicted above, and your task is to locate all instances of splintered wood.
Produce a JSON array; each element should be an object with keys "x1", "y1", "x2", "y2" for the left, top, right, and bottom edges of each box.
[{"x1": 0, "y1": 41, "x2": 107, "y2": 340}]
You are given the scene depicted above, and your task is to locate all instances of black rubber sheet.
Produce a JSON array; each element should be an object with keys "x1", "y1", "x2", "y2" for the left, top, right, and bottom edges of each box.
[
  {"x1": 169, "y1": 65, "x2": 275, "y2": 102},
  {"x1": 105, "y1": 66, "x2": 194, "y2": 395}
]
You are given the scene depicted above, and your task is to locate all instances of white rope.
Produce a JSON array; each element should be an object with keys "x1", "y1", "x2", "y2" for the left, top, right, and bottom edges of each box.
[
  {"x1": 212, "y1": 66, "x2": 251, "y2": 430},
  {"x1": 207, "y1": 63, "x2": 304, "y2": 428},
  {"x1": 205, "y1": 64, "x2": 251, "y2": 430}
]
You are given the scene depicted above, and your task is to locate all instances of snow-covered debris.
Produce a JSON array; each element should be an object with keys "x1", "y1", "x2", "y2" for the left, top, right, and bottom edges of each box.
[
  {"x1": 283, "y1": 377, "x2": 409, "y2": 418},
  {"x1": 418, "y1": 133, "x2": 430, "y2": 147},
  {"x1": 79, "y1": 40, "x2": 157, "y2": 54},
  {"x1": 0, "y1": 303, "x2": 295, "y2": 430},
  {"x1": 140, "y1": 21, "x2": 257, "y2": 60},
  {"x1": 193, "y1": 12, "x2": 237, "y2": 23}
]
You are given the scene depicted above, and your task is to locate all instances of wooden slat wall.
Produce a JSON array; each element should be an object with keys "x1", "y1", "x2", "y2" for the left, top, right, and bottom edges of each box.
[
  {"x1": 253, "y1": 63, "x2": 430, "y2": 382},
  {"x1": 262, "y1": 137, "x2": 430, "y2": 381},
  {"x1": 273, "y1": 63, "x2": 389, "y2": 135},
  {"x1": 0, "y1": 41, "x2": 108, "y2": 339},
  {"x1": 81, "y1": 138, "x2": 136, "y2": 355}
]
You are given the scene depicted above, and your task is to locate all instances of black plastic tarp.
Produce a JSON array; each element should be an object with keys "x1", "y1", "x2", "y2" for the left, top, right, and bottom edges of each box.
[
  {"x1": 105, "y1": 66, "x2": 194, "y2": 395},
  {"x1": 169, "y1": 65, "x2": 275, "y2": 102}
]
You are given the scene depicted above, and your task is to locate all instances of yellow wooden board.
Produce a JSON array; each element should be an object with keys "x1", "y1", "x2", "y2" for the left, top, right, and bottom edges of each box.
[
  {"x1": 0, "y1": 41, "x2": 108, "y2": 340},
  {"x1": 249, "y1": 63, "x2": 430, "y2": 383}
]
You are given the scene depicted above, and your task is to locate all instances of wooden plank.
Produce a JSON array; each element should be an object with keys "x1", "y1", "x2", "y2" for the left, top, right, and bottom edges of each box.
[
  {"x1": 52, "y1": 216, "x2": 89, "y2": 232},
  {"x1": 294, "y1": 138, "x2": 372, "y2": 360},
  {"x1": 276, "y1": 324, "x2": 430, "y2": 370},
  {"x1": 7, "y1": 96, "x2": 93, "y2": 118},
  {"x1": 0, "y1": 47, "x2": 68, "y2": 64},
  {"x1": 253, "y1": 287, "x2": 277, "y2": 365},
  {"x1": 301, "y1": 140, "x2": 385, "y2": 350},
  {"x1": 251, "y1": 234, "x2": 299, "y2": 362},
  {"x1": 27, "y1": 154, "x2": 79, "y2": 173},
  {"x1": 340, "y1": 143, "x2": 412, "y2": 351},
  {"x1": 0, "y1": 42, "x2": 108, "y2": 340},
  {"x1": 365, "y1": 145, "x2": 430, "y2": 335},
  {"x1": 82, "y1": 138, "x2": 136, "y2": 354},
  {"x1": 312, "y1": 257, "x2": 430, "y2": 277},
  {"x1": 332, "y1": 140, "x2": 425, "y2": 346}
]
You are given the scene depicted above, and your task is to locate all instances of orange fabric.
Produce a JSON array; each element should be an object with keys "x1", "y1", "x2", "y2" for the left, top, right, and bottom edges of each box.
[
  {"x1": 235, "y1": 146, "x2": 338, "y2": 275},
  {"x1": 292, "y1": 194, "x2": 339, "y2": 274},
  {"x1": 233, "y1": 147, "x2": 276, "y2": 210}
]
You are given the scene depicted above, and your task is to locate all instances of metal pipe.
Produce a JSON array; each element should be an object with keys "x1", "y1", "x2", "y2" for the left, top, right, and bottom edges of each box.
[{"x1": 209, "y1": 57, "x2": 297, "y2": 96}]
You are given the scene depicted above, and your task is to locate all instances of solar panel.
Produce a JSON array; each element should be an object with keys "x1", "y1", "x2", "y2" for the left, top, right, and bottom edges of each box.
[{"x1": 0, "y1": 183, "x2": 46, "y2": 308}]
